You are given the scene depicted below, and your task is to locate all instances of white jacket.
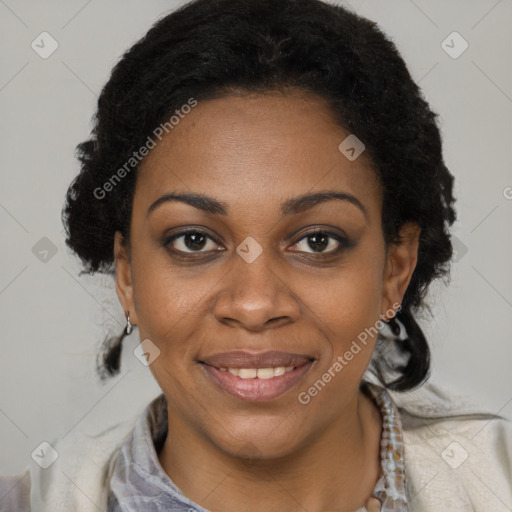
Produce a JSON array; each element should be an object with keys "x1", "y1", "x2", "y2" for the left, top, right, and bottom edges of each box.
[{"x1": 1, "y1": 381, "x2": 511, "y2": 511}]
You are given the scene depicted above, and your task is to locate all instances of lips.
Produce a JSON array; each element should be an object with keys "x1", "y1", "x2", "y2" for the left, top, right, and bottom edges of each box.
[
  {"x1": 198, "y1": 350, "x2": 315, "y2": 402},
  {"x1": 200, "y1": 350, "x2": 312, "y2": 369}
]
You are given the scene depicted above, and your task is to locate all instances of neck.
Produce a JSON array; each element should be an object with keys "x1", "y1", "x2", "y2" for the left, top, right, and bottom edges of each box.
[{"x1": 158, "y1": 389, "x2": 382, "y2": 512}]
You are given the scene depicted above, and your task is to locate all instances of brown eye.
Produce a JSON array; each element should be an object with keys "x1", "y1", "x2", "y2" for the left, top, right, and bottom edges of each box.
[
  {"x1": 164, "y1": 230, "x2": 222, "y2": 254},
  {"x1": 292, "y1": 230, "x2": 347, "y2": 255}
]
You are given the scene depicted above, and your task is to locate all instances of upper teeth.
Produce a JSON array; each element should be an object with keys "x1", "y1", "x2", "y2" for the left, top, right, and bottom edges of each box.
[{"x1": 219, "y1": 367, "x2": 294, "y2": 379}]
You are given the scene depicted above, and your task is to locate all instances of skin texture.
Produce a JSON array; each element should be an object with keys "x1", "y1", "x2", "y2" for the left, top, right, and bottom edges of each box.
[{"x1": 114, "y1": 90, "x2": 420, "y2": 512}]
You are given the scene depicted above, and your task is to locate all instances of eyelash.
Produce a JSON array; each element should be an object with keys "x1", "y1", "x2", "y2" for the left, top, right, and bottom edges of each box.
[{"x1": 162, "y1": 228, "x2": 350, "y2": 259}]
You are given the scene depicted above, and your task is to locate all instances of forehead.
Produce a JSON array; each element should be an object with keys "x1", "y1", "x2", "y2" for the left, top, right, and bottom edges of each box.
[{"x1": 135, "y1": 91, "x2": 381, "y2": 217}]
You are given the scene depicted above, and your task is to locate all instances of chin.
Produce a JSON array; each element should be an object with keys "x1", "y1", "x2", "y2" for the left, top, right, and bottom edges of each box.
[{"x1": 206, "y1": 411, "x2": 312, "y2": 461}]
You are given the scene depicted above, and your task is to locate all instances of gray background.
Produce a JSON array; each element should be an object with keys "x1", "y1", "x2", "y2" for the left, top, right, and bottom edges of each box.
[{"x1": 1, "y1": 0, "x2": 511, "y2": 475}]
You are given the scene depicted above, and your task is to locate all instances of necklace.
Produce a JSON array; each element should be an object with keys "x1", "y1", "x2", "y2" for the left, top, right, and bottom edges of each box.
[{"x1": 360, "y1": 381, "x2": 408, "y2": 512}]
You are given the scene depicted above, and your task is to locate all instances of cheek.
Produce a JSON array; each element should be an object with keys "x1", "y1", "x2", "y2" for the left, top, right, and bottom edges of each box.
[
  {"x1": 129, "y1": 249, "x2": 210, "y2": 355},
  {"x1": 304, "y1": 251, "x2": 385, "y2": 383},
  {"x1": 310, "y1": 257, "x2": 384, "y2": 338},
  {"x1": 130, "y1": 259, "x2": 208, "y2": 401}
]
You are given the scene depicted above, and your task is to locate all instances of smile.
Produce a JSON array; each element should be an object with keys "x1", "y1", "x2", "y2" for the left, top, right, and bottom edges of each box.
[{"x1": 198, "y1": 351, "x2": 315, "y2": 402}]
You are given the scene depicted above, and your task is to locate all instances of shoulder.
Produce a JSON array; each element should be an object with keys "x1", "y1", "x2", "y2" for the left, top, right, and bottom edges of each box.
[
  {"x1": 389, "y1": 381, "x2": 512, "y2": 511},
  {"x1": 0, "y1": 472, "x2": 31, "y2": 511},
  {"x1": 1, "y1": 410, "x2": 141, "y2": 512},
  {"x1": 39, "y1": 418, "x2": 137, "y2": 512}
]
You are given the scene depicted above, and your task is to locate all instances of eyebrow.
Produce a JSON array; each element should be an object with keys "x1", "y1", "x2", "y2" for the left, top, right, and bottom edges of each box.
[{"x1": 147, "y1": 190, "x2": 368, "y2": 220}]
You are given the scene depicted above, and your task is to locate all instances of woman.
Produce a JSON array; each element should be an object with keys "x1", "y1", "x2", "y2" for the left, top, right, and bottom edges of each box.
[{"x1": 2, "y1": 0, "x2": 511, "y2": 510}]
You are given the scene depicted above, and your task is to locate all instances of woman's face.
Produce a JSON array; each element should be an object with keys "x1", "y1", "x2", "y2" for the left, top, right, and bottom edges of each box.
[{"x1": 115, "y1": 90, "x2": 419, "y2": 458}]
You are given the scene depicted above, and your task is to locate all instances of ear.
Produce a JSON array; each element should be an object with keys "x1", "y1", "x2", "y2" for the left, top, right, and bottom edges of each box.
[
  {"x1": 114, "y1": 231, "x2": 138, "y2": 325},
  {"x1": 381, "y1": 223, "x2": 421, "y2": 318}
]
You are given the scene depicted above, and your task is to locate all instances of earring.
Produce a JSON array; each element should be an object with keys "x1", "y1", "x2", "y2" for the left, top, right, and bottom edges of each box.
[{"x1": 125, "y1": 310, "x2": 133, "y2": 335}]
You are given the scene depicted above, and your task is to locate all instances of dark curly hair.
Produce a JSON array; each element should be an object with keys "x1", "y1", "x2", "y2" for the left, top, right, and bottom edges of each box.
[{"x1": 62, "y1": 0, "x2": 456, "y2": 391}]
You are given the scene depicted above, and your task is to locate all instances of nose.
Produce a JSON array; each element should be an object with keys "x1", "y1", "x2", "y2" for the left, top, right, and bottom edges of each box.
[{"x1": 213, "y1": 250, "x2": 300, "y2": 332}]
